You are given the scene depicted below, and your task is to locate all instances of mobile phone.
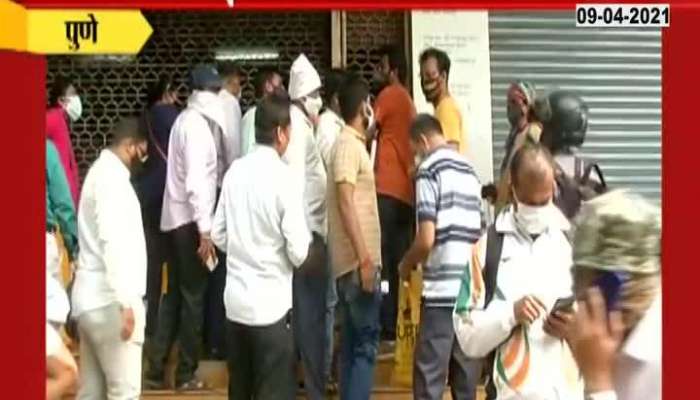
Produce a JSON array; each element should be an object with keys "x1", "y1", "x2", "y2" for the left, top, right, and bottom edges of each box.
[
  {"x1": 594, "y1": 271, "x2": 625, "y2": 312},
  {"x1": 551, "y1": 296, "x2": 575, "y2": 315}
]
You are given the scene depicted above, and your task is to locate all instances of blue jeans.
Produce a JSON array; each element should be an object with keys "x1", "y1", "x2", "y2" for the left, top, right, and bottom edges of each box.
[
  {"x1": 293, "y1": 236, "x2": 328, "y2": 400},
  {"x1": 325, "y1": 251, "x2": 338, "y2": 383},
  {"x1": 337, "y1": 270, "x2": 381, "y2": 400}
]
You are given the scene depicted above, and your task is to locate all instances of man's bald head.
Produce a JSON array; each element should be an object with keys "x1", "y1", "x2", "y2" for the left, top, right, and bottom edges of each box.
[{"x1": 509, "y1": 143, "x2": 556, "y2": 206}]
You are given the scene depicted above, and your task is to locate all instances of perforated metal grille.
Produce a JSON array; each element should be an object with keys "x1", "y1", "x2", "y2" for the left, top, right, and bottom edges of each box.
[
  {"x1": 345, "y1": 11, "x2": 406, "y2": 84},
  {"x1": 47, "y1": 11, "x2": 331, "y2": 179}
]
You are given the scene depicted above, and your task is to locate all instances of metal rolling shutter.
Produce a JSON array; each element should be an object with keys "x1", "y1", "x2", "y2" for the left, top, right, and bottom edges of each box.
[{"x1": 488, "y1": 11, "x2": 661, "y2": 201}]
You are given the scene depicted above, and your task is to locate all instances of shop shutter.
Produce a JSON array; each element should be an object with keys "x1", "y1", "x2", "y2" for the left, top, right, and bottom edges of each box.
[{"x1": 489, "y1": 11, "x2": 661, "y2": 201}]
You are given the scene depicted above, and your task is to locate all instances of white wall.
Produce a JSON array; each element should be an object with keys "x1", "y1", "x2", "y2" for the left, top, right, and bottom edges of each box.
[{"x1": 411, "y1": 11, "x2": 494, "y2": 183}]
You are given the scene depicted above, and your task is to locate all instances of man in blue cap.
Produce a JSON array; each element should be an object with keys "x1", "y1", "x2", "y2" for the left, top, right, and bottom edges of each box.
[{"x1": 145, "y1": 64, "x2": 226, "y2": 391}]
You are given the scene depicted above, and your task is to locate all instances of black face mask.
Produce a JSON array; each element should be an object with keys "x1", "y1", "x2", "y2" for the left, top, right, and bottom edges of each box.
[
  {"x1": 508, "y1": 106, "x2": 524, "y2": 128},
  {"x1": 421, "y1": 78, "x2": 441, "y2": 102}
]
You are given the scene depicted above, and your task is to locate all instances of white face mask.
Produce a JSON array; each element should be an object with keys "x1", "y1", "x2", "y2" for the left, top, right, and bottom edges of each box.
[
  {"x1": 303, "y1": 96, "x2": 323, "y2": 119},
  {"x1": 63, "y1": 95, "x2": 82, "y2": 122},
  {"x1": 513, "y1": 193, "x2": 555, "y2": 235}
]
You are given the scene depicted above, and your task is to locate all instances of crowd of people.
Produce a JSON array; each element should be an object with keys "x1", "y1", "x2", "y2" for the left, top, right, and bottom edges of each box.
[{"x1": 45, "y1": 43, "x2": 661, "y2": 400}]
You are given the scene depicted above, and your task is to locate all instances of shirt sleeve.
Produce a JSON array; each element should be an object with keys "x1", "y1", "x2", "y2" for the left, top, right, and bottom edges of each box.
[
  {"x1": 453, "y1": 230, "x2": 517, "y2": 358},
  {"x1": 184, "y1": 116, "x2": 217, "y2": 233},
  {"x1": 280, "y1": 169, "x2": 312, "y2": 267},
  {"x1": 46, "y1": 142, "x2": 78, "y2": 258},
  {"x1": 94, "y1": 178, "x2": 142, "y2": 309},
  {"x1": 282, "y1": 112, "x2": 307, "y2": 193},
  {"x1": 211, "y1": 174, "x2": 228, "y2": 252},
  {"x1": 240, "y1": 108, "x2": 256, "y2": 156},
  {"x1": 415, "y1": 169, "x2": 439, "y2": 223},
  {"x1": 316, "y1": 116, "x2": 335, "y2": 169},
  {"x1": 333, "y1": 140, "x2": 361, "y2": 185},
  {"x1": 436, "y1": 103, "x2": 463, "y2": 149},
  {"x1": 222, "y1": 99, "x2": 242, "y2": 168},
  {"x1": 453, "y1": 295, "x2": 518, "y2": 358},
  {"x1": 304, "y1": 124, "x2": 328, "y2": 236}
]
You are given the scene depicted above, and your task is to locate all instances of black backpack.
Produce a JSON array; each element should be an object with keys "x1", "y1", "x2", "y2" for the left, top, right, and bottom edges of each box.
[
  {"x1": 554, "y1": 156, "x2": 607, "y2": 220},
  {"x1": 481, "y1": 223, "x2": 505, "y2": 400}
]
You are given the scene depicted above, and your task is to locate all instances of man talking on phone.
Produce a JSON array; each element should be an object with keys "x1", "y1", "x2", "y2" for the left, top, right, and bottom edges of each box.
[
  {"x1": 453, "y1": 143, "x2": 582, "y2": 400},
  {"x1": 326, "y1": 73, "x2": 382, "y2": 400}
]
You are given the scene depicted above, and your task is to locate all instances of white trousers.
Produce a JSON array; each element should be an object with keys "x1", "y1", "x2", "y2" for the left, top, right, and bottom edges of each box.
[{"x1": 77, "y1": 303, "x2": 144, "y2": 400}]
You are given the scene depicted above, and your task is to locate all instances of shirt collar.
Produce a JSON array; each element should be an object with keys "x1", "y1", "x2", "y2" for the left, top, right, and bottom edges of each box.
[
  {"x1": 254, "y1": 144, "x2": 280, "y2": 159},
  {"x1": 343, "y1": 124, "x2": 367, "y2": 143},
  {"x1": 621, "y1": 293, "x2": 661, "y2": 362},
  {"x1": 100, "y1": 149, "x2": 131, "y2": 180}
]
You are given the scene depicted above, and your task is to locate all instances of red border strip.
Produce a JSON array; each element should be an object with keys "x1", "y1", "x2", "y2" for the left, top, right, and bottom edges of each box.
[
  {"x1": 14, "y1": 1, "x2": 700, "y2": 10},
  {"x1": 1, "y1": 2, "x2": 699, "y2": 398},
  {"x1": 0, "y1": 50, "x2": 46, "y2": 399}
]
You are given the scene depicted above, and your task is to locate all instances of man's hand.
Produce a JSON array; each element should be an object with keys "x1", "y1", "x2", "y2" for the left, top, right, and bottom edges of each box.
[
  {"x1": 568, "y1": 287, "x2": 625, "y2": 393},
  {"x1": 198, "y1": 232, "x2": 216, "y2": 267},
  {"x1": 513, "y1": 295, "x2": 546, "y2": 325},
  {"x1": 544, "y1": 310, "x2": 575, "y2": 340},
  {"x1": 120, "y1": 307, "x2": 135, "y2": 341},
  {"x1": 301, "y1": 234, "x2": 326, "y2": 276},
  {"x1": 359, "y1": 256, "x2": 376, "y2": 293}
]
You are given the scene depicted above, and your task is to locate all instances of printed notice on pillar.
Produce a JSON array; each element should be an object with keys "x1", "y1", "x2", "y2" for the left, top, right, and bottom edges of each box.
[{"x1": 411, "y1": 11, "x2": 494, "y2": 183}]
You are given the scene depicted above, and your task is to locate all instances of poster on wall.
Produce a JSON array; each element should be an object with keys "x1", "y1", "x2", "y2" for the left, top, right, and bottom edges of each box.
[{"x1": 411, "y1": 11, "x2": 494, "y2": 182}]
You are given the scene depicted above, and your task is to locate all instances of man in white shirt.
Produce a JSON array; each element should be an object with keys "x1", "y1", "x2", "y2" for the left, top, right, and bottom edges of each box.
[
  {"x1": 211, "y1": 91, "x2": 311, "y2": 400},
  {"x1": 218, "y1": 62, "x2": 243, "y2": 179},
  {"x1": 204, "y1": 62, "x2": 244, "y2": 360},
  {"x1": 70, "y1": 117, "x2": 149, "y2": 399},
  {"x1": 315, "y1": 67, "x2": 346, "y2": 392},
  {"x1": 146, "y1": 65, "x2": 225, "y2": 391},
  {"x1": 240, "y1": 68, "x2": 284, "y2": 157},
  {"x1": 286, "y1": 53, "x2": 329, "y2": 400},
  {"x1": 317, "y1": 68, "x2": 346, "y2": 169},
  {"x1": 453, "y1": 143, "x2": 581, "y2": 400}
]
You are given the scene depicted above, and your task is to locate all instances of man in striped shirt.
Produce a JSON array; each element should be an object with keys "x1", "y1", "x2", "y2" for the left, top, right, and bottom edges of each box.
[{"x1": 399, "y1": 114, "x2": 485, "y2": 400}]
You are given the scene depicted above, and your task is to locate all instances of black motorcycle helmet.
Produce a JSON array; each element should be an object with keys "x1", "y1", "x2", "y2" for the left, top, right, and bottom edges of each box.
[{"x1": 540, "y1": 91, "x2": 589, "y2": 153}]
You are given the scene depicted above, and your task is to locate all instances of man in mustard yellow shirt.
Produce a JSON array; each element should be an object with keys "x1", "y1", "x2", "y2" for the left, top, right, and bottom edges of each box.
[{"x1": 419, "y1": 48, "x2": 466, "y2": 154}]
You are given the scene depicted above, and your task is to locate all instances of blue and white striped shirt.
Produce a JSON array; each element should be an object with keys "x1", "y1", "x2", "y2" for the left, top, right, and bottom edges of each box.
[{"x1": 416, "y1": 146, "x2": 484, "y2": 307}]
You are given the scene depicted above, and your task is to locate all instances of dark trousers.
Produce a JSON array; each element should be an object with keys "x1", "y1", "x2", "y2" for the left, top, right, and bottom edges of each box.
[
  {"x1": 293, "y1": 234, "x2": 328, "y2": 400},
  {"x1": 143, "y1": 210, "x2": 168, "y2": 338},
  {"x1": 147, "y1": 222, "x2": 209, "y2": 385},
  {"x1": 377, "y1": 194, "x2": 414, "y2": 341},
  {"x1": 204, "y1": 247, "x2": 227, "y2": 359},
  {"x1": 413, "y1": 306, "x2": 482, "y2": 400},
  {"x1": 226, "y1": 314, "x2": 296, "y2": 400}
]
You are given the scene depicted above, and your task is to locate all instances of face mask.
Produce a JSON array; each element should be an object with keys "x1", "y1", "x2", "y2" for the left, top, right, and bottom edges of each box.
[
  {"x1": 421, "y1": 78, "x2": 441, "y2": 102},
  {"x1": 513, "y1": 192, "x2": 554, "y2": 235},
  {"x1": 303, "y1": 96, "x2": 323, "y2": 119},
  {"x1": 64, "y1": 95, "x2": 82, "y2": 122},
  {"x1": 507, "y1": 106, "x2": 524, "y2": 128}
]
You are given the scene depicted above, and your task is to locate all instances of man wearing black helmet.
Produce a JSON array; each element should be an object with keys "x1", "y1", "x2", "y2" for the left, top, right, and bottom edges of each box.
[{"x1": 539, "y1": 91, "x2": 607, "y2": 219}]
